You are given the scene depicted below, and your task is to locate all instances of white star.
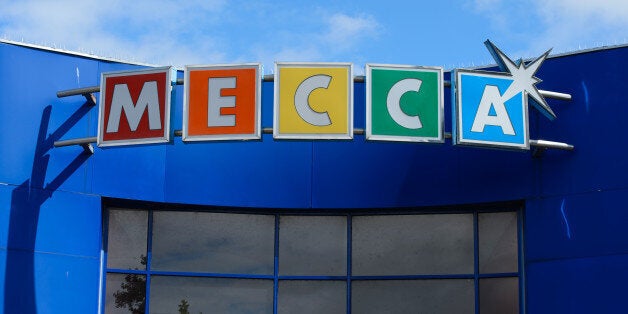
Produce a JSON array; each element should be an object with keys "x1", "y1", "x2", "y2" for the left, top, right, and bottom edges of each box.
[{"x1": 485, "y1": 40, "x2": 556, "y2": 120}]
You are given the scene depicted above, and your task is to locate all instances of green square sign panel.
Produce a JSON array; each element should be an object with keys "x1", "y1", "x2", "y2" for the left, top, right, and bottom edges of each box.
[{"x1": 366, "y1": 64, "x2": 444, "y2": 142}]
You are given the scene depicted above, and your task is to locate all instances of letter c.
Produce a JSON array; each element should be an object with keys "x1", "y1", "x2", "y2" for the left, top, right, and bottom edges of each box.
[
  {"x1": 386, "y1": 78, "x2": 423, "y2": 129},
  {"x1": 294, "y1": 75, "x2": 332, "y2": 126}
]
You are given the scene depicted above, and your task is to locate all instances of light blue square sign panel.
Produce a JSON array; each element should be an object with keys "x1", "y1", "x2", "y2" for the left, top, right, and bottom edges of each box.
[
  {"x1": 453, "y1": 40, "x2": 556, "y2": 150},
  {"x1": 454, "y1": 70, "x2": 528, "y2": 149}
]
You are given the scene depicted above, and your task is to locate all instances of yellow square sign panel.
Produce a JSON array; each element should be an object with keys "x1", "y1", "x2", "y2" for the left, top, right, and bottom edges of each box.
[{"x1": 274, "y1": 63, "x2": 353, "y2": 139}]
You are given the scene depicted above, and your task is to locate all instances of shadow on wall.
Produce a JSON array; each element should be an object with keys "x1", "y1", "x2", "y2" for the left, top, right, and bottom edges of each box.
[{"x1": 4, "y1": 103, "x2": 92, "y2": 313}]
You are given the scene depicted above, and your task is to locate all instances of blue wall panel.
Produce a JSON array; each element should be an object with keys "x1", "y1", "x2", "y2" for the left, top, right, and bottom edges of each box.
[
  {"x1": 1, "y1": 185, "x2": 100, "y2": 257},
  {"x1": 2, "y1": 249, "x2": 100, "y2": 314},
  {"x1": 526, "y1": 254, "x2": 628, "y2": 314},
  {"x1": 0, "y1": 43, "x2": 97, "y2": 193},
  {"x1": 164, "y1": 135, "x2": 313, "y2": 208},
  {"x1": 34, "y1": 189, "x2": 101, "y2": 257},
  {"x1": 0, "y1": 185, "x2": 11, "y2": 249},
  {"x1": 526, "y1": 190, "x2": 628, "y2": 263},
  {"x1": 535, "y1": 48, "x2": 628, "y2": 196},
  {"x1": 92, "y1": 144, "x2": 167, "y2": 202},
  {"x1": 33, "y1": 252, "x2": 100, "y2": 314},
  {"x1": 311, "y1": 136, "x2": 535, "y2": 208},
  {"x1": 0, "y1": 249, "x2": 4, "y2": 311},
  {"x1": 311, "y1": 138, "x2": 459, "y2": 208}
]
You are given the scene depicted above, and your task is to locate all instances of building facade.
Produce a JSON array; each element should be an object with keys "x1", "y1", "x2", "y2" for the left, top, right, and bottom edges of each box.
[{"x1": 1, "y1": 39, "x2": 627, "y2": 313}]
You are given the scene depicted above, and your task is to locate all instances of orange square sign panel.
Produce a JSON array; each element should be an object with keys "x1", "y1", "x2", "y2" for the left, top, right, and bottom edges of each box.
[
  {"x1": 183, "y1": 64, "x2": 261, "y2": 141},
  {"x1": 97, "y1": 66, "x2": 172, "y2": 147}
]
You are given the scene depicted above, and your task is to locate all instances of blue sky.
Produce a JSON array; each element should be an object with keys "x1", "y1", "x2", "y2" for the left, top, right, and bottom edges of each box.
[{"x1": 1, "y1": 0, "x2": 627, "y2": 73}]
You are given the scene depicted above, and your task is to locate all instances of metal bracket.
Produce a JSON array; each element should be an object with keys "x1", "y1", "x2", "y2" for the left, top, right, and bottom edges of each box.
[
  {"x1": 54, "y1": 137, "x2": 97, "y2": 155},
  {"x1": 530, "y1": 139, "x2": 574, "y2": 157},
  {"x1": 82, "y1": 93, "x2": 97, "y2": 106}
]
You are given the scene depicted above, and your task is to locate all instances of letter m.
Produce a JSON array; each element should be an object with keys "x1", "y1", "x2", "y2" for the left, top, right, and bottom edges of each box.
[{"x1": 106, "y1": 81, "x2": 162, "y2": 133}]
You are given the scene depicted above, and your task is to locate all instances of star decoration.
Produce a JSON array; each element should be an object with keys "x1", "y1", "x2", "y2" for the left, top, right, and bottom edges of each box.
[{"x1": 484, "y1": 40, "x2": 556, "y2": 120}]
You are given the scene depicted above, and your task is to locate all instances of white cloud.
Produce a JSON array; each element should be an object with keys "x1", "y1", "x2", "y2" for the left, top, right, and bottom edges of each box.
[
  {"x1": 0, "y1": 0, "x2": 228, "y2": 66},
  {"x1": 0, "y1": 1, "x2": 382, "y2": 71},
  {"x1": 469, "y1": 0, "x2": 628, "y2": 56},
  {"x1": 322, "y1": 13, "x2": 381, "y2": 51},
  {"x1": 256, "y1": 11, "x2": 381, "y2": 70},
  {"x1": 537, "y1": 0, "x2": 628, "y2": 24}
]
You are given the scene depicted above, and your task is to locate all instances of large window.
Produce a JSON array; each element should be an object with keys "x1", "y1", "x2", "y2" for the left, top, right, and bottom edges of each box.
[{"x1": 103, "y1": 202, "x2": 522, "y2": 314}]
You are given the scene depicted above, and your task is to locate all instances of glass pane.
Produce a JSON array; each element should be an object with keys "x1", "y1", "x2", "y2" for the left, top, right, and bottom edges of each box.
[
  {"x1": 480, "y1": 277, "x2": 519, "y2": 314},
  {"x1": 352, "y1": 279, "x2": 474, "y2": 314},
  {"x1": 149, "y1": 276, "x2": 273, "y2": 314},
  {"x1": 151, "y1": 211, "x2": 275, "y2": 274},
  {"x1": 278, "y1": 280, "x2": 346, "y2": 314},
  {"x1": 106, "y1": 273, "x2": 146, "y2": 314},
  {"x1": 352, "y1": 214, "x2": 474, "y2": 275},
  {"x1": 279, "y1": 216, "x2": 347, "y2": 276},
  {"x1": 479, "y1": 212, "x2": 518, "y2": 273},
  {"x1": 107, "y1": 209, "x2": 147, "y2": 270}
]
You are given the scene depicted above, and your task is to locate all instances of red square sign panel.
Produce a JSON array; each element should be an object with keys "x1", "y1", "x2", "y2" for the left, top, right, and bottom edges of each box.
[{"x1": 97, "y1": 67, "x2": 172, "y2": 147}]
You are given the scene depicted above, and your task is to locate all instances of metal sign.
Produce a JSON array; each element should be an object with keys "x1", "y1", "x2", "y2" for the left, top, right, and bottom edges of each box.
[
  {"x1": 366, "y1": 64, "x2": 444, "y2": 143},
  {"x1": 273, "y1": 62, "x2": 353, "y2": 140},
  {"x1": 183, "y1": 64, "x2": 262, "y2": 141},
  {"x1": 83, "y1": 41, "x2": 567, "y2": 151},
  {"x1": 453, "y1": 40, "x2": 553, "y2": 150},
  {"x1": 97, "y1": 67, "x2": 172, "y2": 147}
]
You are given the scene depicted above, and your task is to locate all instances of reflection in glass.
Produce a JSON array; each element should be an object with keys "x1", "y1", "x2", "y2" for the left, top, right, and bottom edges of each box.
[
  {"x1": 106, "y1": 273, "x2": 146, "y2": 314},
  {"x1": 352, "y1": 279, "x2": 474, "y2": 314},
  {"x1": 278, "y1": 280, "x2": 346, "y2": 314},
  {"x1": 279, "y1": 216, "x2": 347, "y2": 276},
  {"x1": 151, "y1": 211, "x2": 274, "y2": 274},
  {"x1": 479, "y1": 212, "x2": 518, "y2": 273},
  {"x1": 149, "y1": 276, "x2": 273, "y2": 314},
  {"x1": 107, "y1": 209, "x2": 147, "y2": 270},
  {"x1": 480, "y1": 277, "x2": 519, "y2": 314},
  {"x1": 352, "y1": 214, "x2": 474, "y2": 275}
]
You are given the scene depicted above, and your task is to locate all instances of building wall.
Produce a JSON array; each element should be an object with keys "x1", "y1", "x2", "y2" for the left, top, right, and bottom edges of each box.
[{"x1": 1, "y1": 41, "x2": 627, "y2": 313}]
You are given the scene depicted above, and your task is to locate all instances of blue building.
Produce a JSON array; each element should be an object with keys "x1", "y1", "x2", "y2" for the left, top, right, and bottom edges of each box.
[{"x1": 1, "y1": 39, "x2": 627, "y2": 313}]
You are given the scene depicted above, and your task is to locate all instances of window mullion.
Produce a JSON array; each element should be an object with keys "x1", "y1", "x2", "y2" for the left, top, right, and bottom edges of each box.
[
  {"x1": 474, "y1": 211, "x2": 480, "y2": 314},
  {"x1": 144, "y1": 208, "x2": 153, "y2": 314},
  {"x1": 273, "y1": 214, "x2": 279, "y2": 314}
]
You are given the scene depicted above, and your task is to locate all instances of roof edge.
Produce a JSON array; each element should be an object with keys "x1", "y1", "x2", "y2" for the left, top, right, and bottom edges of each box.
[{"x1": 0, "y1": 38, "x2": 160, "y2": 68}]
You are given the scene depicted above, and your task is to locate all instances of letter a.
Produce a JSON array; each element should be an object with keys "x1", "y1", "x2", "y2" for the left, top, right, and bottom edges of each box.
[{"x1": 471, "y1": 85, "x2": 515, "y2": 135}]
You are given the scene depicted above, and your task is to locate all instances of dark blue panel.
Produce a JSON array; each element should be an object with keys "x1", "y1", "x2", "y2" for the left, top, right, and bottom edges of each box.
[
  {"x1": 0, "y1": 43, "x2": 98, "y2": 193},
  {"x1": 261, "y1": 81, "x2": 274, "y2": 129},
  {"x1": 453, "y1": 145, "x2": 535, "y2": 203},
  {"x1": 0, "y1": 185, "x2": 11, "y2": 248},
  {"x1": 535, "y1": 48, "x2": 628, "y2": 196},
  {"x1": 312, "y1": 138, "x2": 459, "y2": 208},
  {"x1": 164, "y1": 135, "x2": 312, "y2": 208},
  {"x1": 526, "y1": 190, "x2": 628, "y2": 262},
  {"x1": 3, "y1": 249, "x2": 99, "y2": 314},
  {"x1": 0, "y1": 249, "x2": 5, "y2": 309},
  {"x1": 353, "y1": 82, "x2": 366, "y2": 130},
  {"x1": 312, "y1": 139, "x2": 535, "y2": 209},
  {"x1": 526, "y1": 254, "x2": 628, "y2": 314}
]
